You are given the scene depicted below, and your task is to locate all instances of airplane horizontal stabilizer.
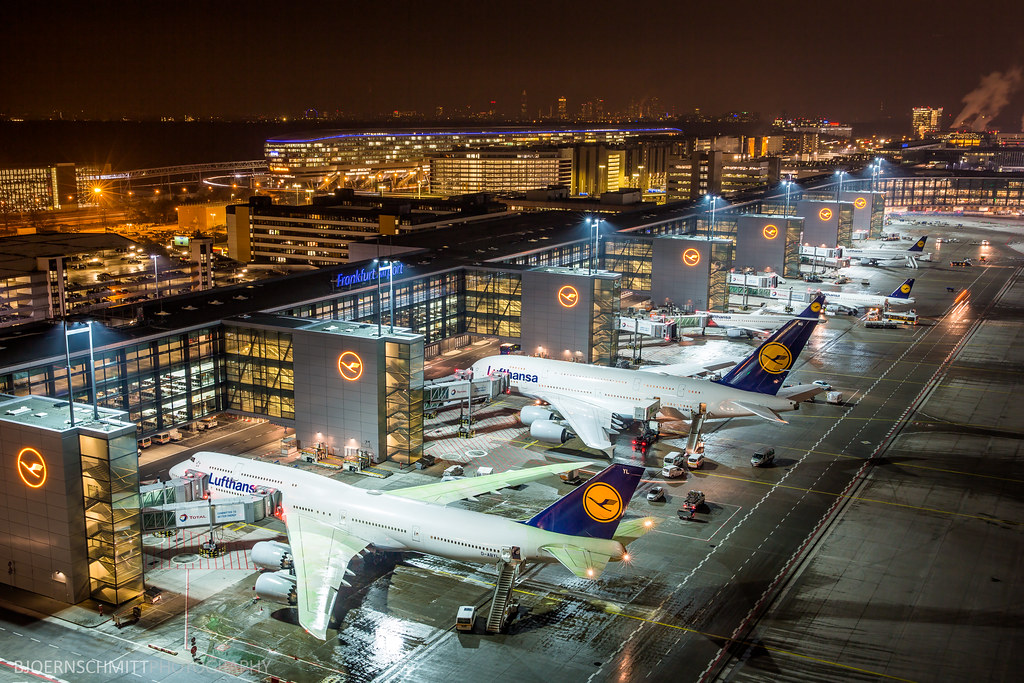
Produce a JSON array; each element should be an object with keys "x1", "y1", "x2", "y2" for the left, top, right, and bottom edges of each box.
[
  {"x1": 727, "y1": 400, "x2": 787, "y2": 423},
  {"x1": 612, "y1": 517, "x2": 658, "y2": 546},
  {"x1": 777, "y1": 383, "x2": 825, "y2": 403},
  {"x1": 541, "y1": 544, "x2": 612, "y2": 579}
]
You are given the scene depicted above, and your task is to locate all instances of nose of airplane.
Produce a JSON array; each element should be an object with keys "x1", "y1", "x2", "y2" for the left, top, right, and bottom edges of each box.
[{"x1": 168, "y1": 461, "x2": 188, "y2": 479}]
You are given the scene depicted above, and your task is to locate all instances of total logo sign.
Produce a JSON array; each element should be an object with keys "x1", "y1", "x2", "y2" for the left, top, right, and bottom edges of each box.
[
  {"x1": 17, "y1": 447, "x2": 47, "y2": 488},
  {"x1": 338, "y1": 351, "x2": 364, "y2": 381},
  {"x1": 557, "y1": 285, "x2": 579, "y2": 308},
  {"x1": 682, "y1": 248, "x2": 702, "y2": 266},
  {"x1": 818, "y1": 207, "x2": 833, "y2": 221},
  {"x1": 762, "y1": 224, "x2": 779, "y2": 240}
]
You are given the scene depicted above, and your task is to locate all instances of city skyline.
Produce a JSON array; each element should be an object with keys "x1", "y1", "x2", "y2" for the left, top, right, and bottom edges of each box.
[{"x1": 3, "y1": 1, "x2": 1024, "y2": 128}]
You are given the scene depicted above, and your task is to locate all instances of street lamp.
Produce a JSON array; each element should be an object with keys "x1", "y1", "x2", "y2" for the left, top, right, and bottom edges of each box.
[
  {"x1": 381, "y1": 260, "x2": 399, "y2": 334},
  {"x1": 706, "y1": 194, "x2": 719, "y2": 240},
  {"x1": 588, "y1": 218, "x2": 602, "y2": 274},
  {"x1": 834, "y1": 170, "x2": 847, "y2": 202},
  {"x1": 871, "y1": 159, "x2": 883, "y2": 193},
  {"x1": 783, "y1": 180, "x2": 793, "y2": 217},
  {"x1": 150, "y1": 255, "x2": 162, "y2": 311}
]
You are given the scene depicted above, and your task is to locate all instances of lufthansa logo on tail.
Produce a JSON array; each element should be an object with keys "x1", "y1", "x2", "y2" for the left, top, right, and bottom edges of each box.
[
  {"x1": 900, "y1": 283, "x2": 911, "y2": 294},
  {"x1": 810, "y1": 301, "x2": 822, "y2": 312},
  {"x1": 582, "y1": 482, "x2": 623, "y2": 523},
  {"x1": 916, "y1": 240, "x2": 924, "y2": 248},
  {"x1": 757, "y1": 342, "x2": 793, "y2": 374}
]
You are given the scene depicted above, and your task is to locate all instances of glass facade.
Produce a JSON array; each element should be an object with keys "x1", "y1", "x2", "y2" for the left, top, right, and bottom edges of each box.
[
  {"x1": 591, "y1": 278, "x2": 621, "y2": 367},
  {"x1": 783, "y1": 218, "x2": 802, "y2": 278},
  {"x1": 604, "y1": 238, "x2": 653, "y2": 292},
  {"x1": 465, "y1": 270, "x2": 523, "y2": 338},
  {"x1": 709, "y1": 242, "x2": 733, "y2": 311},
  {"x1": 878, "y1": 176, "x2": 1024, "y2": 210},
  {"x1": 224, "y1": 326, "x2": 295, "y2": 420},
  {"x1": 80, "y1": 432, "x2": 142, "y2": 604},
  {"x1": 384, "y1": 340, "x2": 424, "y2": 464}
]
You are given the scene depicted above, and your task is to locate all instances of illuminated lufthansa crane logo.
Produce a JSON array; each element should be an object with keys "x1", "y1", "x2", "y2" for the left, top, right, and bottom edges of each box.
[
  {"x1": 915, "y1": 239, "x2": 925, "y2": 249},
  {"x1": 900, "y1": 283, "x2": 912, "y2": 294},
  {"x1": 337, "y1": 351, "x2": 364, "y2": 381},
  {"x1": 583, "y1": 482, "x2": 623, "y2": 523},
  {"x1": 17, "y1": 447, "x2": 47, "y2": 488},
  {"x1": 818, "y1": 207, "x2": 833, "y2": 221},
  {"x1": 757, "y1": 342, "x2": 793, "y2": 374},
  {"x1": 762, "y1": 224, "x2": 779, "y2": 240},
  {"x1": 810, "y1": 301, "x2": 822, "y2": 313},
  {"x1": 558, "y1": 285, "x2": 579, "y2": 308},
  {"x1": 682, "y1": 248, "x2": 701, "y2": 266},
  {"x1": 854, "y1": 197, "x2": 868, "y2": 209}
]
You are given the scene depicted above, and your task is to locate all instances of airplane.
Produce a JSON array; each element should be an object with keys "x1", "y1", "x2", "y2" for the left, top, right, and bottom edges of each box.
[
  {"x1": 844, "y1": 236, "x2": 929, "y2": 268},
  {"x1": 702, "y1": 293, "x2": 826, "y2": 338},
  {"x1": 167, "y1": 453, "x2": 650, "y2": 639},
  {"x1": 470, "y1": 314, "x2": 823, "y2": 452},
  {"x1": 815, "y1": 277, "x2": 916, "y2": 315}
]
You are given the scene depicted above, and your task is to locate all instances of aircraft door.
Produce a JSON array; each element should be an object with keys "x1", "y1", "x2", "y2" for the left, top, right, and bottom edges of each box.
[{"x1": 412, "y1": 526, "x2": 421, "y2": 543}]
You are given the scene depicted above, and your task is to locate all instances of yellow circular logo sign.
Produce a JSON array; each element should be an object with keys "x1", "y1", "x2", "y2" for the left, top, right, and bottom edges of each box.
[
  {"x1": 337, "y1": 351, "x2": 364, "y2": 381},
  {"x1": 757, "y1": 342, "x2": 793, "y2": 374},
  {"x1": 557, "y1": 285, "x2": 579, "y2": 308},
  {"x1": 582, "y1": 482, "x2": 623, "y2": 523},
  {"x1": 854, "y1": 197, "x2": 867, "y2": 209},
  {"x1": 810, "y1": 301, "x2": 822, "y2": 312},
  {"x1": 17, "y1": 447, "x2": 47, "y2": 489},
  {"x1": 763, "y1": 224, "x2": 779, "y2": 239},
  {"x1": 682, "y1": 248, "x2": 701, "y2": 266},
  {"x1": 915, "y1": 239, "x2": 925, "y2": 248},
  {"x1": 900, "y1": 283, "x2": 911, "y2": 294},
  {"x1": 819, "y1": 207, "x2": 833, "y2": 221}
]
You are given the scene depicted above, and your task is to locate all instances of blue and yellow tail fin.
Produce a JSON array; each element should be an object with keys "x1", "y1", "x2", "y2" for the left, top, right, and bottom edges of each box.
[
  {"x1": 715, "y1": 315, "x2": 817, "y2": 396},
  {"x1": 796, "y1": 293, "x2": 827, "y2": 319},
  {"x1": 889, "y1": 278, "x2": 915, "y2": 299},
  {"x1": 523, "y1": 463, "x2": 645, "y2": 539},
  {"x1": 908, "y1": 236, "x2": 928, "y2": 253}
]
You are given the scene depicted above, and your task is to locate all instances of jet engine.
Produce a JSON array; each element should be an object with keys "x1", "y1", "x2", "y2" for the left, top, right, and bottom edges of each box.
[
  {"x1": 530, "y1": 419, "x2": 570, "y2": 443},
  {"x1": 254, "y1": 570, "x2": 297, "y2": 605},
  {"x1": 251, "y1": 540, "x2": 293, "y2": 570},
  {"x1": 520, "y1": 405, "x2": 555, "y2": 426}
]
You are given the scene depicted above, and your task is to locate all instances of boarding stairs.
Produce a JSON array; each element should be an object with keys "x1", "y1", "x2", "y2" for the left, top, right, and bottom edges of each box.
[
  {"x1": 685, "y1": 403, "x2": 708, "y2": 455},
  {"x1": 486, "y1": 546, "x2": 522, "y2": 633}
]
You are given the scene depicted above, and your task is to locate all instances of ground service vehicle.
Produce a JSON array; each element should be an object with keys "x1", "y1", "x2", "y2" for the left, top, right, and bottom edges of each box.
[
  {"x1": 456, "y1": 605, "x2": 476, "y2": 631},
  {"x1": 663, "y1": 451, "x2": 683, "y2": 468},
  {"x1": 679, "y1": 490, "x2": 705, "y2": 519},
  {"x1": 662, "y1": 465, "x2": 685, "y2": 479},
  {"x1": 751, "y1": 447, "x2": 775, "y2": 467},
  {"x1": 686, "y1": 452, "x2": 705, "y2": 470}
]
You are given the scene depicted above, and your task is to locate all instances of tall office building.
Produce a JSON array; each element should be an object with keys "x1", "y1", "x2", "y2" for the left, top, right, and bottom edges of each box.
[
  {"x1": 557, "y1": 97, "x2": 568, "y2": 121},
  {"x1": 912, "y1": 107, "x2": 943, "y2": 139}
]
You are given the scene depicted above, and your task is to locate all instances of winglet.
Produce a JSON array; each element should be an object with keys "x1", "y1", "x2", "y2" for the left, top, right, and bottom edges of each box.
[
  {"x1": 715, "y1": 316, "x2": 818, "y2": 396},
  {"x1": 889, "y1": 278, "x2": 915, "y2": 299},
  {"x1": 523, "y1": 463, "x2": 645, "y2": 539}
]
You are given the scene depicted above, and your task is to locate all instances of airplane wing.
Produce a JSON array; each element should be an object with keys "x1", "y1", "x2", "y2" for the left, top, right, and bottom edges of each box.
[
  {"x1": 778, "y1": 383, "x2": 825, "y2": 403},
  {"x1": 541, "y1": 544, "x2": 612, "y2": 579},
  {"x1": 386, "y1": 461, "x2": 593, "y2": 505},
  {"x1": 285, "y1": 505, "x2": 369, "y2": 640},
  {"x1": 726, "y1": 400, "x2": 788, "y2": 424},
  {"x1": 532, "y1": 390, "x2": 615, "y2": 450},
  {"x1": 638, "y1": 360, "x2": 736, "y2": 377}
]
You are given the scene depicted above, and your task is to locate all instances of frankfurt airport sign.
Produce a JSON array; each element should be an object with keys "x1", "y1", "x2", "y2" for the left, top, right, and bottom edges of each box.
[{"x1": 333, "y1": 262, "x2": 405, "y2": 288}]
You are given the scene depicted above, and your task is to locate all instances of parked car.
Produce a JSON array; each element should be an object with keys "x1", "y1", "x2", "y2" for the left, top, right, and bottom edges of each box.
[
  {"x1": 685, "y1": 452, "x2": 705, "y2": 470},
  {"x1": 646, "y1": 485, "x2": 665, "y2": 502},
  {"x1": 812, "y1": 380, "x2": 833, "y2": 391},
  {"x1": 751, "y1": 447, "x2": 775, "y2": 467}
]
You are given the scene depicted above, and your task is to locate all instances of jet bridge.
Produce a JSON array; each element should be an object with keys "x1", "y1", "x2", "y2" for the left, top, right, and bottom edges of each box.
[
  {"x1": 424, "y1": 370, "x2": 510, "y2": 416},
  {"x1": 139, "y1": 471, "x2": 280, "y2": 532}
]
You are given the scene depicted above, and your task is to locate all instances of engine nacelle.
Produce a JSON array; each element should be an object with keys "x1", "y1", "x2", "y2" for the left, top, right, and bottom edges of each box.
[
  {"x1": 251, "y1": 540, "x2": 293, "y2": 570},
  {"x1": 530, "y1": 419, "x2": 569, "y2": 443},
  {"x1": 254, "y1": 570, "x2": 297, "y2": 605},
  {"x1": 726, "y1": 328, "x2": 753, "y2": 339},
  {"x1": 520, "y1": 405, "x2": 555, "y2": 426}
]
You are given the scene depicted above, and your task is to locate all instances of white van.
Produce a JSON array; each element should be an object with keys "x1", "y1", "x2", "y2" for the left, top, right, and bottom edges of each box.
[
  {"x1": 153, "y1": 432, "x2": 171, "y2": 445},
  {"x1": 456, "y1": 605, "x2": 476, "y2": 631},
  {"x1": 662, "y1": 465, "x2": 685, "y2": 479},
  {"x1": 663, "y1": 451, "x2": 683, "y2": 468}
]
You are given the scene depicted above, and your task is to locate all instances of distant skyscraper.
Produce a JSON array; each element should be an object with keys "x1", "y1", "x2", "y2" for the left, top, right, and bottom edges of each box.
[
  {"x1": 912, "y1": 107, "x2": 943, "y2": 138},
  {"x1": 558, "y1": 96, "x2": 567, "y2": 121},
  {"x1": 521, "y1": 90, "x2": 528, "y2": 121}
]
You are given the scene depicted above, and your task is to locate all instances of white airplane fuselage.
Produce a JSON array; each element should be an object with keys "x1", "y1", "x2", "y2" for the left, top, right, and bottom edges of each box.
[
  {"x1": 473, "y1": 355, "x2": 797, "y2": 422},
  {"x1": 820, "y1": 290, "x2": 915, "y2": 309},
  {"x1": 702, "y1": 310, "x2": 818, "y2": 331},
  {"x1": 170, "y1": 452, "x2": 623, "y2": 565}
]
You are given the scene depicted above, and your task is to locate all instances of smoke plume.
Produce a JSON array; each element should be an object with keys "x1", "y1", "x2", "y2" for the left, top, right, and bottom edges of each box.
[{"x1": 952, "y1": 67, "x2": 1022, "y2": 131}]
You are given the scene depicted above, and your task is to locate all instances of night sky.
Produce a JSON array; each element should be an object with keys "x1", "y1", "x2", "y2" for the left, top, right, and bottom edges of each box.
[{"x1": 4, "y1": 0, "x2": 1024, "y2": 126}]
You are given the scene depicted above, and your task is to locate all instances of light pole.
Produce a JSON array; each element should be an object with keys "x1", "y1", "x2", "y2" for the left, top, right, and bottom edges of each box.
[
  {"x1": 373, "y1": 259, "x2": 382, "y2": 336},
  {"x1": 384, "y1": 259, "x2": 398, "y2": 334},
  {"x1": 150, "y1": 254, "x2": 162, "y2": 311},
  {"x1": 834, "y1": 170, "x2": 846, "y2": 202},
  {"x1": 783, "y1": 180, "x2": 793, "y2": 217},
  {"x1": 871, "y1": 159, "x2": 883, "y2": 193},
  {"x1": 589, "y1": 218, "x2": 601, "y2": 274},
  {"x1": 63, "y1": 321, "x2": 99, "y2": 424},
  {"x1": 706, "y1": 194, "x2": 719, "y2": 240}
]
